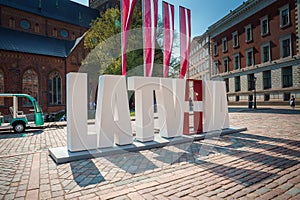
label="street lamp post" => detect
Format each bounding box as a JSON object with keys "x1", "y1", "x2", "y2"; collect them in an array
[{"x1": 253, "y1": 76, "x2": 257, "y2": 109}]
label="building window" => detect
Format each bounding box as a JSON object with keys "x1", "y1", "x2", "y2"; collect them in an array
[
  {"x1": 233, "y1": 53, "x2": 240, "y2": 70},
  {"x1": 9, "y1": 18, "x2": 15, "y2": 28},
  {"x1": 232, "y1": 31, "x2": 239, "y2": 48},
  {"x1": 260, "y1": 16, "x2": 269, "y2": 36},
  {"x1": 0, "y1": 70, "x2": 4, "y2": 105},
  {"x1": 71, "y1": 32, "x2": 76, "y2": 40},
  {"x1": 22, "y1": 69, "x2": 39, "y2": 106},
  {"x1": 245, "y1": 24, "x2": 252, "y2": 42},
  {"x1": 222, "y1": 37, "x2": 227, "y2": 52},
  {"x1": 248, "y1": 74, "x2": 255, "y2": 91},
  {"x1": 261, "y1": 42, "x2": 271, "y2": 63},
  {"x1": 282, "y1": 66, "x2": 293, "y2": 88},
  {"x1": 264, "y1": 94, "x2": 270, "y2": 101},
  {"x1": 280, "y1": 35, "x2": 292, "y2": 58},
  {"x1": 246, "y1": 48, "x2": 254, "y2": 67},
  {"x1": 263, "y1": 70, "x2": 271, "y2": 89},
  {"x1": 280, "y1": 4, "x2": 290, "y2": 28},
  {"x1": 284, "y1": 93, "x2": 291, "y2": 101},
  {"x1": 34, "y1": 23, "x2": 39, "y2": 33},
  {"x1": 224, "y1": 78, "x2": 229, "y2": 92},
  {"x1": 235, "y1": 76, "x2": 240, "y2": 92},
  {"x1": 223, "y1": 57, "x2": 229, "y2": 73},
  {"x1": 20, "y1": 19, "x2": 30, "y2": 30},
  {"x1": 53, "y1": 28, "x2": 57, "y2": 37},
  {"x1": 60, "y1": 29, "x2": 69, "y2": 38},
  {"x1": 48, "y1": 71, "x2": 62, "y2": 105},
  {"x1": 214, "y1": 61, "x2": 219, "y2": 75},
  {"x1": 213, "y1": 42, "x2": 218, "y2": 56}
]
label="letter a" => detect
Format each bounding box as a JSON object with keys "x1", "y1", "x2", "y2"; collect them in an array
[{"x1": 95, "y1": 75, "x2": 132, "y2": 148}]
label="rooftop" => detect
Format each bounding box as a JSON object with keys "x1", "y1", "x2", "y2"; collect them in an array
[
  {"x1": 0, "y1": 27, "x2": 82, "y2": 57},
  {"x1": 0, "y1": 0, "x2": 99, "y2": 28}
]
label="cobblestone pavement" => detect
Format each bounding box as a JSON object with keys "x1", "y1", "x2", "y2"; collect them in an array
[{"x1": 0, "y1": 107, "x2": 300, "y2": 199}]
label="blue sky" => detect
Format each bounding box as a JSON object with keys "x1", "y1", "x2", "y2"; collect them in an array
[{"x1": 72, "y1": 0, "x2": 245, "y2": 37}]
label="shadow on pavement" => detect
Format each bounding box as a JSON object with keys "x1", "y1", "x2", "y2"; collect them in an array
[
  {"x1": 68, "y1": 131, "x2": 299, "y2": 187},
  {"x1": 229, "y1": 107, "x2": 300, "y2": 114},
  {"x1": 236, "y1": 132, "x2": 300, "y2": 148},
  {"x1": 70, "y1": 159, "x2": 105, "y2": 187},
  {"x1": 0, "y1": 130, "x2": 43, "y2": 139},
  {"x1": 104, "y1": 152, "x2": 158, "y2": 174},
  {"x1": 148, "y1": 132, "x2": 300, "y2": 186},
  {"x1": 194, "y1": 159, "x2": 276, "y2": 187}
]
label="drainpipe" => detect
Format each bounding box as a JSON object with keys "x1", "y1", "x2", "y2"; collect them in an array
[{"x1": 64, "y1": 57, "x2": 67, "y2": 110}]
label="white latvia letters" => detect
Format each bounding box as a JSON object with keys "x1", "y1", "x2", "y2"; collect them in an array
[
  {"x1": 156, "y1": 78, "x2": 188, "y2": 138},
  {"x1": 127, "y1": 76, "x2": 160, "y2": 142},
  {"x1": 67, "y1": 73, "x2": 229, "y2": 152},
  {"x1": 95, "y1": 75, "x2": 133, "y2": 148}
]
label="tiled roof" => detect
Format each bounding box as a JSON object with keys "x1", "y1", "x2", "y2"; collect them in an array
[
  {"x1": 0, "y1": 27, "x2": 82, "y2": 57},
  {"x1": 0, "y1": 0, "x2": 99, "y2": 28}
]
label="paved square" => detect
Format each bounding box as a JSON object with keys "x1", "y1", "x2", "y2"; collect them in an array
[{"x1": 0, "y1": 107, "x2": 299, "y2": 199}]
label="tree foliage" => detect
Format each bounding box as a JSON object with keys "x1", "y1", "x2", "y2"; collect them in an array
[
  {"x1": 83, "y1": 7, "x2": 179, "y2": 77},
  {"x1": 84, "y1": 8, "x2": 120, "y2": 50}
]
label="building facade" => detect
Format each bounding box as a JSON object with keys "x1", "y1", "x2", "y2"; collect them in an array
[
  {"x1": 208, "y1": 0, "x2": 300, "y2": 106},
  {"x1": 189, "y1": 32, "x2": 211, "y2": 80},
  {"x1": 0, "y1": 0, "x2": 99, "y2": 114},
  {"x1": 89, "y1": 0, "x2": 119, "y2": 11}
]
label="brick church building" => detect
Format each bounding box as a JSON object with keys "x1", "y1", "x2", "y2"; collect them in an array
[{"x1": 0, "y1": 0, "x2": 99, "y2": 115}]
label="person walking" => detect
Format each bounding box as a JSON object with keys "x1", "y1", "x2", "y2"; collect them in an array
[{"x1": 290, "y1": 95, "x2": 296, "y2": 110}]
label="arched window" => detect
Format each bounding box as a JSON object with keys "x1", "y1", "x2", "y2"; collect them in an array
[
  {"x1": 34, "y1": 23, "x2": 39, "y2": 33},
  {"x1": 53, "y1": 28, "x2": 57, "y2": 37},
  {"x1": 9, "y1": 18, "x2": 15, "y2": 28},
  {"x1": 0, "y1": 70, "x2": 4, "y2": 105},
  {"x1": 48, "y1": 71, "x2": 62, "y2": 105},
  {"x1": 22, "y1": 69, "x2": 39, "y2": 106},
  {"x1": 71, "y1": 32, "x2": 76, "y2": 40}
]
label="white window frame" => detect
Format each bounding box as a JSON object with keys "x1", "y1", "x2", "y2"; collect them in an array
[
  {"x1": 245, "y1": 24, "x2": 252, "y2": 42},
  {"x1": 223, "y1": 57, "x2": 229, "y2": 73},
  {"x1": 214, "y1": 61, "x2": 219, "y2": 75},
  {"x1": 246, "y1": 48, "x2": 254, "y2": 67},
  {"x1": 261, "y1": 42, "x2": 271, "y2": 63},
  {"x1": 279, "y1": 4, "x2": 290, "y2": 28},
  {"x1": 222, "y1": 37, "x2": 227, "y2": 52},
  {"x1": 280, "y1": 34, "x2": 292, "y2": 58},
  {"x1": 213, "y1": 42, "x2": 218, "y2": 56},
  {"x1": 260, "y1": 15, "x2": 269, "y2": 36},
  {"x1": 232, "y1": 31, "x2": 239, "y2": 48},
  {"x1": 233, "y1": 53, "x2": 240, "y2": 70}
]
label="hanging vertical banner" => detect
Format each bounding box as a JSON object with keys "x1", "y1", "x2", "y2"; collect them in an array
[
  {"x1": 121, "y1": 0, "x2": 137, "y2": 76},
  {"x1": 143, "y1": 0, "x2": 158, "y2": 77},
  {"x1": 163, "y1": 1, "x2": 175, "y2": 78},
  {"x1": 179, "y1": 6, "x2": 191, "y2": 79}
]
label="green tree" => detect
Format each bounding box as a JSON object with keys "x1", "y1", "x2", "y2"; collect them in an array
[
  {"x1": 84, "y1": 8, "x2": 120, "y2": 50},
  {"x1": 83, "y1": 7, "x2": 179, "y2": 77},
  {"x1": 84, "y1": 7, "x2": 144, "y2": 75}
]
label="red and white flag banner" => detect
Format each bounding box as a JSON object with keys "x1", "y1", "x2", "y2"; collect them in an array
[
  {"x1": 179, "y1": 6, "x2": 191, "y2": 79},
  {"x1": 143, "y1": 0, "x2": 158, "y2": 77},
  {"x1": 163, "y1": 1, "x2": 175, "y2": 78},
  {"x1": 121, "y1": 0, "x2": 137, "y2": 76}
]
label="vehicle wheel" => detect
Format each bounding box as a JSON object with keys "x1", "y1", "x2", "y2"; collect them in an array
[{"x1": 13, "y1": 123, "x2": 25, "y2": 133}]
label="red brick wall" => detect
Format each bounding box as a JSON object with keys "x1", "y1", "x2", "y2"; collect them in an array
[
  {"x1": 0, "y1": 51, "x2": 68, "y2": 114},
  {"x1": 0, "y1": 5, "x2": 93, "y2": 115},
  {"x1": 212, "y1": 0, "x2": 297, "y2": 73}
]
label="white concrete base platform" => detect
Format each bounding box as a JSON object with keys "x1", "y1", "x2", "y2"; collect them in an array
[{"x1": 49, "y1": 127, "x2": 247, "y2": 164}]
